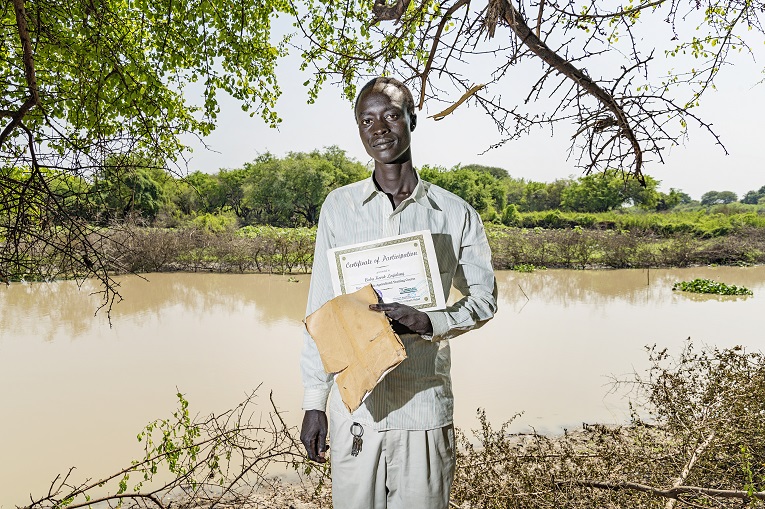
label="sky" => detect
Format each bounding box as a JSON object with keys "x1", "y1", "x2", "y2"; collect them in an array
[{"x1": 180, "y1": 15, "x2": 765, "y2": 202}]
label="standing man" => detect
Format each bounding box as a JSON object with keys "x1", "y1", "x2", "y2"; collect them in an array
[{"x1": 300, "y1": 76, "x2": 497, "y2": 509}]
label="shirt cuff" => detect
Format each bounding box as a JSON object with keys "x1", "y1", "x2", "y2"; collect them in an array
[
  {"x1": 424, "y1": 310, "x2": 449, "y2": 341},
  {"x1": 302, "y1": 387, "x2": 330, "y2": 411}
]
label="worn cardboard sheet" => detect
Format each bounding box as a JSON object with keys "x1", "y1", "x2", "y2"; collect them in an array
[{"x1": 305, "y1": 284, "x2": 407, "y2": 413}]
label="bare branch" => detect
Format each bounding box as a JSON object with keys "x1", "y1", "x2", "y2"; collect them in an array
[
  {"x1": 500, "y1": 0, "x2": 645, "y2": 182},
  {"x1": 429, "y1": 83, "x2": 485, "y2": 120},
  {"x1": 665, "y1": 430, "x2": 717, "y2": 509},
  {"x1": 416, "y1": 0, "x2": 471, "y2": 109},
  {"x1": 550, "y1": 0, "x2": 668, "y2": 21},
  {"x1": 560, "y1": 479, "x2": 765, "y2": 502}
]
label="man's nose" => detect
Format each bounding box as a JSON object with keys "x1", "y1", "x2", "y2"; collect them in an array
[{"x1": 372, "y1": 119, "x2": 389, "y2": 134}]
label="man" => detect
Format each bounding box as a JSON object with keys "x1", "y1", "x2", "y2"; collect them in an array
[{"x1": 300, "y1": 76, "x2": 497, "y2": 509}]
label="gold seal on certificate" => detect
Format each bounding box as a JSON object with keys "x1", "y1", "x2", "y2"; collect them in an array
[{"x1": 327, "y1": 230, "x2": 446, "y2": 311}]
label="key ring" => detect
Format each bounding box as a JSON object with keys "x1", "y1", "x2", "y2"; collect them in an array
[{"x1": 350, "y1": 422, "x2": 364, "y2": 437}]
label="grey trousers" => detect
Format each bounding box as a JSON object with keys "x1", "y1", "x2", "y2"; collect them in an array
[{"x1": 329, "y1": 413, "x2": 456, "y2": 509}]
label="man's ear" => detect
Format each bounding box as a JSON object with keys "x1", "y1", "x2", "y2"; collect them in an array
[{"x1": 409, "y1": 112, "x2": 417, "y2": 132}]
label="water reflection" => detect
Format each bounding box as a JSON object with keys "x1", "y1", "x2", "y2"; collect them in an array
[
  {"x1": 0, "y1": 273, "x2": 312, "y2": 342},
  {"x1": 500, "y1": 266, "x2": 762, "y2": 309},
  {"x1": 1, "y1": 267, "x2": 764, "y2": 507}
]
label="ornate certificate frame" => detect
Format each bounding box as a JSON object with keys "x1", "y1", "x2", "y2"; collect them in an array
[{"x1": 327, "y1": 230, "x2": 446, "y2": 311}]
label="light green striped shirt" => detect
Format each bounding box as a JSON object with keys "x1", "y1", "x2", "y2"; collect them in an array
[{"x1": 300, "y1": 173, "x2": 498, "y2": 430}]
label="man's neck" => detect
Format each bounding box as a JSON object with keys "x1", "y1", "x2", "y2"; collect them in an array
[{"x1": 373, "y1": 162, "x2": 418, "y2": 209}]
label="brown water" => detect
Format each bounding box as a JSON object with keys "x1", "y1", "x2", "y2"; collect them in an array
[{"x1": 1, "y1": 267, "x2": 764, "y2": 506}]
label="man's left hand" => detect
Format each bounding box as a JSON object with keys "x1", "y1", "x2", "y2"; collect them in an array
[{"x1": 369, "y1": 302, "x2": 433, "y2": 335}]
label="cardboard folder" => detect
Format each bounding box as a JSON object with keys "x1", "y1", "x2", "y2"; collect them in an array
[{"x1": 305, "y1": 284, "x2": 407, "y2": 413}]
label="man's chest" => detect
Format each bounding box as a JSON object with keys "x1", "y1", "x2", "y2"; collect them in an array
[{"x1": 330, "y1": 203, "x2": 461, "y2": 275}]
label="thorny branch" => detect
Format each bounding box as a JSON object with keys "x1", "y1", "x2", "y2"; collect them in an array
[
  {"x1": 20, "y1": 390, "x2": 329, "y2": 509},
  {"x1": 499, "y1": 0, "x2": 645, "y2": 183},
  {"x1": 16, "y1": 344, "x2": 765, "y2": 509},
  {"x1": 560, "y1": 479, "x2": 765, "y2": 502},
  {"x1": 295, "y1": 0, "x2": 760, "y2": 184},
  {"x1": 451, "y1": 343, "x2": 765, "y2": 508}
]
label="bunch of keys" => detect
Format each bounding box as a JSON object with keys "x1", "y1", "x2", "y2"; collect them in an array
[{"x1": 350, "y1": 422, "x2": 364, "y2": 457}]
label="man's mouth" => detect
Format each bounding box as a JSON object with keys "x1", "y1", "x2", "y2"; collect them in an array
[{"x1": 372, "y1": 138, "x2": 394, "y2": 148}]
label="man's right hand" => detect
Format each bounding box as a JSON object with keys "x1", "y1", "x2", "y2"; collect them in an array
[{"x1": 300, "y1": 409, "x2": 329, "y2": 463}]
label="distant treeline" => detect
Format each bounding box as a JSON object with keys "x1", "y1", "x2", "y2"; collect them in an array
[
  {"x1": 22, "y1": 146, "x2": 765, "y2": 230},
  {"x1": 6, "y1": 147, "x2": 765, "y2": 280}
]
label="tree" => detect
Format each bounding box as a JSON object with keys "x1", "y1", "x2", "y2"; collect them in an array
[
  {"x1": 461, "y1": 164, "x2": 510, "y2": 180},
  {"x1": 560, "y1": 171, "x2": 628, "y2": 212},
  {"x1": 419, "y1": 165, "x2": 507, "y2": 215},
  {"x1": 243, "y1": 147, "x2": 369, "y2": 226},
  {"x1": 1, "y1": 0, "x2": 290, "y2": 304},
  {"x1": 701, "y1": 190, "x2": 738, "y2": 205},
  {"x1": 655, "y1": 187, "x2": 686, "y2": 211},
  {"x1": 91, "y1": 157, "x2": 169, "y2": 224},
  {"x1": 169, "y1": 171, "x2": 224, "y2": 216},
  {"x1": 293, "y1": 0, "x2": 762, "y2": 183},
  {"x1": 503, "y1": 177, "x2": 528, "y2": 207},
  {"x1": 520, "y1": 180, "x2": 570, "y2": 211},
  {"x1": 215, "y1": 168, "x2": 252, "y2": 221},
  {"x1": 741, "y1": 185, "x2": 765, "y2": 205},
  {"x1": 622, "y1": 174, "x2": 661, "y2": 210}
]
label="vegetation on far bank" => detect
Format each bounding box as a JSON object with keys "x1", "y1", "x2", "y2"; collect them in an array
[
  {"x1": 9, "y1": 220, "x2": 759, "y2": 282},
  {"x1": 11, "y1": 149, "x2": 765, "y2": 232},
  {"x1": 4, "y1": 149, "x2": 765, "y2": 283}
]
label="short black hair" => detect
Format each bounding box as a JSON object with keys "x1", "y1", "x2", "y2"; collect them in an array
[{"x1": 353, "y1": 77, "x2": 416, "y2": 119}]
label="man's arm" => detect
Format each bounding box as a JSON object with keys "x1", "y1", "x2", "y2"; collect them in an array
[
  {"x1": 425, "y1": 208, "x2": 498, "y2": 340},
  {"x1": 299, "y1": 196, "x2": 337, "y2": 461}
]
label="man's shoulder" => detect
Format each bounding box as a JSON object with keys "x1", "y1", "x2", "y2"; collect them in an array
[
  {"x1": 421, "y1": 179, "x2": 478, "y2": 215},
  {"x1": 327, "y1": 178, "x2": 370, "y2": 199}
]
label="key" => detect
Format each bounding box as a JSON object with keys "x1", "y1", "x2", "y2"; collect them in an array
[{"x1": 350, "y1": 422, "x2": 364, "y2": 457}]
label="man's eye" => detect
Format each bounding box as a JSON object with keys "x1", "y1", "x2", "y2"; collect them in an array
[{"x1": 387, "y1": 114, "x2": 399, "y2": 120}]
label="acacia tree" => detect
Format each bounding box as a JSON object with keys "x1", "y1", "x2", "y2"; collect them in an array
[{"x1": 293, "y1": 0, "x2": 762, "y2": 181}]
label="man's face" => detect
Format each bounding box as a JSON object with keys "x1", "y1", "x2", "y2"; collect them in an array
[{"x1": 356, "y1": 86, "x2": 416, "y2": 165}]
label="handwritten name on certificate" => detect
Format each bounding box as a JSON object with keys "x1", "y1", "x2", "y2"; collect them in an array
[{"x1": 327, "y1": 230, "x2": 446, "y2": 311}]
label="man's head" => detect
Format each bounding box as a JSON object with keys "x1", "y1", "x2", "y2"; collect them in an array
[
  {"x1": 354, "y1": 77, "x2": 417, "y2": 165},
  {"x1": 354, "y1": 77, "x2": 416, "y2": 120}
]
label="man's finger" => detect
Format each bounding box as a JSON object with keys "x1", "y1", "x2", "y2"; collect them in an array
[
  {"x1": 369, "y1": 302, "x2": 396, "y2": 312},
  {"x1": 308, "y1": 438, "x2": 326, "y2": 463}
]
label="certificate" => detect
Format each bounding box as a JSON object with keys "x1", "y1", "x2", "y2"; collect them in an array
[{"x1": 327, "y1": 230, "x2": 446, "y2": 311}]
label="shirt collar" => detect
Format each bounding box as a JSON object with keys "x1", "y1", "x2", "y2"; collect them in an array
[{"x1": 359, "y1": 171, "x2": 437, "y2": 210}]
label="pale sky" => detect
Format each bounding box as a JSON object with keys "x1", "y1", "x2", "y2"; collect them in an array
[{"x1": 181, "y1": 18, "x2": 765, "y2": 202}]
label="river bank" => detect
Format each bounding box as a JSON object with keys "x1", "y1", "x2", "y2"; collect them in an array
[{"x1": 81, "y1": 224, "x2": 765, "y2": 277}]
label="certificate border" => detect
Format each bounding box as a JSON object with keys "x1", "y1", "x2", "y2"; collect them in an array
[{"x1": 332, "y1": 233, "x2": 438, "y2": 310}]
